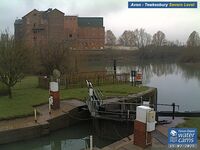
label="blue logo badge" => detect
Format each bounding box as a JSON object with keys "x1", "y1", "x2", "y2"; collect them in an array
[
  {"x1": 128, "y1": 2, "x2": 198, "y2": 8},
  {"x1": 168, "y1": 128, "x2": 197, "y2": 148}
]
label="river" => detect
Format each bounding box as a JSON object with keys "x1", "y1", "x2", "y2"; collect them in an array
[
  {"x1": 0, "y1": 121, "x2": 115, "y2": 150},
  {"x1": 1, "y1": 62, "x2": 200, "y2": 150},
  {"x1": 106, "y1": 62, "x2": 200, "y2": 112}
]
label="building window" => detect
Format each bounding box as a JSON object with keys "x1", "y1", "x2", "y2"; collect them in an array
[
  {"x1": 34, "y1": 13, "x2": 37, "y2": 16},
  {"x1": 69, "y1": 34, "x2": 72, "y2": 38},
  {"x1": 34, "y1": 23, "x2": 36, "y2": 27}
]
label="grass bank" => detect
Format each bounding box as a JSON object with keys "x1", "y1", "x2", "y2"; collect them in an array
[
  {"x1": 0, "y1": 76, "x2": 148, "y2": 120},
  {"x1": 176, "y1": 117, "x2": 200, "y2": 139}
]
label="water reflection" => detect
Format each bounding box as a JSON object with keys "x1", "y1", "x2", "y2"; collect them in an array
[
  {"x1": 178, "y1": 64, "x2": 200, "y2": 83},
  {"x1": 106, "y1": 63, "x2": 200, "y2": 84},
  {"x1": 0, "y1": 122, "x2": 114, "y2": 150},
  {"x1": 106, "y1": 62, "x2": 200, "y2": 112}
]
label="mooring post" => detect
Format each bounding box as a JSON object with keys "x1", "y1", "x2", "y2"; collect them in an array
[
  {"x1": 113, "y1": 59, "x2": 116, "y2": 80},
  {"x1": 34, "y1": 108, "x2": 37, "y2": 123},
  {"x1": 90, "y1": 135, "x2": 93, "y2": 150},
  {"x1": 154, "y1": 88, "x2": 158, "y2": 121},
  {"x1": 172, "y1": 102, "x2": 175, "y2": 120},
  {"x1": 131, "y1": 70, "x2": 134, "y2": 86},
  {"x1": 127, "y1": 110, "x2": 130, "y2": 119}
]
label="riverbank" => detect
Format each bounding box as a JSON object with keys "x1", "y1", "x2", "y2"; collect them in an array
[
  {"x1": 135, "y1": 46, "x2": 200, "y2": 63},
  {"x1": 0, "y1": 99, "x2": 89, "y2": 144},
  {"x1": 0, "y1": 76, "x2": 148, "y2": 120},
  {"x1": 0, "y1": 86, "x2": 155, "y2": 145}
]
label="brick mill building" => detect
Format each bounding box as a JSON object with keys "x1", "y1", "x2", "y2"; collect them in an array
[{"x1": 14, "y1": 8, "x2": 105, "y2": 50}]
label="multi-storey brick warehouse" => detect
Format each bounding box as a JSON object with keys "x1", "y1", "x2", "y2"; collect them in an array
[{"x1": 15, "y1": 8, "x2": 105, "y2": 50}]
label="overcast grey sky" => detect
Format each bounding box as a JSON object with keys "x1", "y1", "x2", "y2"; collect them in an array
[{"x1": 0, "y1": 0, "x2": 199, "y2": 43}]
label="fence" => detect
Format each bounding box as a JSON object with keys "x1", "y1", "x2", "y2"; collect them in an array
[{"x1": 39, "y1": 71, "x2": 130, "y2": 89}]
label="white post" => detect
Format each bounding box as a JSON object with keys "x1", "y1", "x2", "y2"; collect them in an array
[
  {"x1": 49, "y1": 103, "x2": 51, "y2": 114},
  {"x1": 127, "y1": 110, "x2": 130, "y2": 119},
  {"x1": 90, "y1": 135, "x2": 93, "y2": 150},
  {"x1": 89, "y1": 88, "x2": 93, "y2": 101},
  {"x1": 49, "y1": 96, "x2": 53, "y2": 114},
  {"x1": 34, "y1": 108, "x2": 37, "y2": 123}
]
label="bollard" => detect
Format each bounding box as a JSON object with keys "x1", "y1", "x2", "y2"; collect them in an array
[
  {"x1": 127, "y1": 110, "x2": 130, "y2": 119},
  {"x1": 34, "y1": 108, "x2": 37, "y2": 123},
  {"x1": 113, "y1": 59, "x2": 116, "y2": 80},
  {"x1": 90, "y1": 135, "x2": 93, "y2": 150},
  {"x1": 140, "y1": 96, "x2": 143, "y2": 104},
  {"x1": 131, "y1": 70, "x2": 136, "y2": 86},
  {"x1": 131, "y1": 71, "x2": 134, "y2": 86},
  {"x1": 172, "y1": 102, "x2": 175, "y2": 120}
]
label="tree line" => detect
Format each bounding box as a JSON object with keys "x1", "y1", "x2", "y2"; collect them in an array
[
  {"x1": 105, "y1": 29, "x2": 200, "y2": 48},
  {"x1": 0, "y1": 29, "x2": 200, "y2": 98}
]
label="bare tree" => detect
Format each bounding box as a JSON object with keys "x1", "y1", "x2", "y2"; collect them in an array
[
  {"x1": 187, "y1": 31, "x2": 200, "y2": 47},
  {"x1": 118, "y1": 29, "x2": 152, "y2": 48},
  {"x1": 133, "y1": 28, "x2": 152, "y2": 48},
  {"x1": 152, "y1": 31, "x2": 166, "y2": 47},
  {"x1": 0, "y1": 32, "x2": 28, "y2": 98},
  {"x1": 39, "y1": 42, "x2": 68, "y2": 76},
  {"x1": 105, "y1": 30, "x2": 116, "y2": 45},
  {"x1": 132, "y1": 29, "x2": 140, "y2": 47},
  {"x1": 118, "y1": 30, "x2": 135, "y2": 46}
]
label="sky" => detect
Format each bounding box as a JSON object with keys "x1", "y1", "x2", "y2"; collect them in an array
[{"x1": 0, "y1": 0, "x2": 200, "y2": 43}]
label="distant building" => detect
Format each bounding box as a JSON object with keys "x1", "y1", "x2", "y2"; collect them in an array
[{"x1": 14, "y1": 8, "x2": 105, "y2": 50}]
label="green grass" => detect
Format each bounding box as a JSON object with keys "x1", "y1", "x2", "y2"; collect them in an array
[
  {"x1": 176, "y1": 117, "x2": 200, "y2": 139},
  {"x1": 98, "y1": 84, "x2": 147, "y2": 97},
  {"x1": 0, "y1": 76, "x2": 148, "y2": 120}
]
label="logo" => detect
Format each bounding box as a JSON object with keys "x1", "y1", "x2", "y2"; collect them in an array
[
  {"x1": 168, "y1": 128, "x2": 197, "y2": 148},
  {"x1": 170, "y1": 130, "x2": 177, "y2": 137}
]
